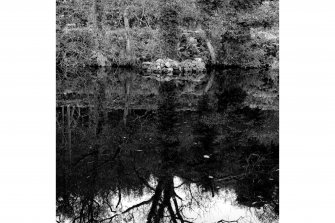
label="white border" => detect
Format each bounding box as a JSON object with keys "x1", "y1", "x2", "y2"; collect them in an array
[{"x1": 0, "y1": 0, "x2": 56, "y2": 222}]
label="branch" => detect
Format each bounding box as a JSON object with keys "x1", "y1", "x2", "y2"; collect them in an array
[
  {"x1": 215, "y1": 174, "x2": 246, "y2": 182},
  {"x1": 172, "y1": 196, "x2": 185, "y2": 223},
  {"x1": 174, "y1": 191, "x2": 183, "y2": 201},
  {"x1": 217, "y1": 217, "x2": 242, "y2": 223},
  {"x1": 134, "y1": 167, "x2": 155, "y2": 191},
  {"x1": 116, "y1": 185, "x2": 122, "y2": 208},
  {"x1": 100, "y1": 197, "x2": 153, "y2": 223},
  {"x1": 95, "y1": 145, "x2": 122, "y2": 170},
  {"x1": 167, "y1": 202, "x2": 178, "y2": 223},
  {"x1": 72, "y1": 150, "x2": 97, "y2": 167},
  {"x1": 103, "y1": 195, "x2": 116, "y2": 214},
  {"x1": 174, "y1": 182, "x2": 186, "y2": 189},
  {"x1": 121, "y1": 197, "x2": 153, "y2": 214}
]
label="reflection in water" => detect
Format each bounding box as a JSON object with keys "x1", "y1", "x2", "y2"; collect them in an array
[{"x1": 56, "y1": 68, "x2": 279, "y2": 223}]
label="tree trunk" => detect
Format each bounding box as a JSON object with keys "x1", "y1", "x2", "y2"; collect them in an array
[
  {"x1": 123, "y1": 76, "x2": 131, "y2": 126},
  {"x1": 92, "y1": 0, "x2": 104, "y2": 50},
  {"x1": 95, "y1": 68, "x2": 107, "y2": 137},
  {"x1": 67, "y1": 105, "x2": 72, "y2": 164},
  {"x1": 204, "y1": 70, "x2": 215, "y2": 93},
  {"x1": 205, "y1": 38, "x2": 216, "y2": 64},
  {"x1": 62, "y1": 106, "x2": 65, "y2": 145},
  {"x1": 197, "y1": 24, "x2": 216, "y2": 64},
  {"x1": 124, "y1": 7, "x2": 132, "y2": 56}
]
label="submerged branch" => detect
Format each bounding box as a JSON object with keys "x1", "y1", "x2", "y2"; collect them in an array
[
  {"x1": 122, "y1": 197, "x2": 153, "y2": 214},
  {"x1": 116, "y1": 185, "x2": 122, "y2": 208},
  {"x1": 215, "y1": 174, "x2": 246, "y2": 182},
  {"x1": 216, "y1": 217, "x2": 242, "y2": 223},
  {"x1": 172, "y1": 196, "x2": 185, "y2": 223},
  {"x1": 167, "y1": 202, "x2": 178, "y2": 223},
  {"x1": 100, "y1": 197, "x2": 153, "y2": 223}
]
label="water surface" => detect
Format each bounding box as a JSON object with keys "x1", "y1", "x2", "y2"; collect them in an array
[{"x1": 56, "y1": 68, "x2": 279, "y2": 223}]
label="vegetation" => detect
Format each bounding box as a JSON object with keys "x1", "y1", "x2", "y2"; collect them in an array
[{"x1": 56, "y1": 0, "x2": 279, "y2": 70}]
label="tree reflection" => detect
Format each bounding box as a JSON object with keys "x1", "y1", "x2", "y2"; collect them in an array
[
  {"x1": 146, "y1": 81, "x2": 190, "y2": 223},
  {"x1": 56, "y1": 69, "x2": 279, "y2": 223}
]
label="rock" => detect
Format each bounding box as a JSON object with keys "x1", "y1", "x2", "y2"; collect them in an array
[
  {"x1": 174, "y1": 69, "x2": 181, "y2": 75},
  {"x1": 189, "y1": 37, "x2": 197, "y2": 44},
  {"x1": 142, "y1": 57, "x2": 205, "y2": 78},
  {"x1": 194, "y1": 58, "x2": 203, "y2": 62},
  {"x1": 162, "y1": 68, "x2": 168, "y2": 74},
  {"x1": 184, "y1": 67, "x2": 192, "y2": 73},
  {"x1": 153, "y1": 66, "x2": 162, "y2": 74},
  {"x1": 142, "y1": 62, "x2": 152, "y2": 69},
  {"x1": 156, "y1": 59, "x2": 164, "y2": 64},
  {"x1": 172, "y1": 61, "x2": 180, "y2": 69}
]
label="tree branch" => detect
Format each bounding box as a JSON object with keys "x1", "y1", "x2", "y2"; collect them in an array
[
  {"x1": 100, "y1": 197, "x2": 153, "y2": 223},
  {"x1": 134, "y1": 167, "x2": 155, "y2": 191},
  {"x1": 216, "y1": 217, "x2": 242, "y2": 223},
  {"x1": 116, "y1": 185, "x2": 122, "y2": 208}
]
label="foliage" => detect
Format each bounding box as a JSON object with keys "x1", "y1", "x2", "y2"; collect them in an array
[
  {"x1": 56, "y1": 0, "x2": 279, "y2": 68},
  {"x1": 57, "y1": 27, "x2": 165, "y2": 68},
  {"x1": 210, "y1": 0, "x2": 279, "y2": 68},
  {"x1": 103, "y1": 0, "x2": 162, "y2": 28},
  {"x1": 57, "y1": 27, "x2": 96, "y2": 68},
  {"x1": 178, "y1": 31, "x2": 210, "y2": 61},
  {"x1": 158, "y1": 1, "x2": 181, "y2": 60}
]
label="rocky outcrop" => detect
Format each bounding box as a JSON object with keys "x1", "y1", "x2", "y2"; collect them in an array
[{"x1": 142, "y1": 58, "x2": 206, "y2": 77}]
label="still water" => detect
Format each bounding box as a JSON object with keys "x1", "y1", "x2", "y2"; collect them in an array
[{"x1": 56, "y1": 68, "x2": 279, "y2": 223}]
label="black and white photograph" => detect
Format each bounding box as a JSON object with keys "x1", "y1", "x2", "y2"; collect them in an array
[
  {"x1": 1, "y1": 0, "x2": 335, "y2": 223},
  {"x1": 56, "y1": 1, "x2": 278, "y2": 222}
]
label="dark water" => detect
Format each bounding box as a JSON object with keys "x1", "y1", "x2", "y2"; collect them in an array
[{"x1": 56, "y1": 68, "x2": 279, "y2": 223}]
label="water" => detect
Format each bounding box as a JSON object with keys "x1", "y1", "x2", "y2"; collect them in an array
[{"x1": 56, "y1": 67, "x2": 279, "y2": 223}]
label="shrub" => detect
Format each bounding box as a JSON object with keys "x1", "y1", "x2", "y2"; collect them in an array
[
  {"x1": 57, "y1": 28, "x2": 96, "y2": 69},
  {"x1": 218, "y1": 26, "x2": 278, "y2": 68}
]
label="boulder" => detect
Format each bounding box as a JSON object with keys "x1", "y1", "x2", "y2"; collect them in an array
[
  {"x1": 156, "y1": 59, "x2": 164, "y2": 64},
  {"x1": 184, "y1": 67, "x2": 192, "y2": 73},
  {"x1": 189, "y1": 37, "x2": 197, "y2": 44},
  {"x1": 194, "y1": 58, "x2": 203, "y2": 63},
  {"x1": 142, "y1": 62, "x2": 152, "y2": 69},
  {"x1": 171, "y1": 61, "x2": 179, "y2": 68}
]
